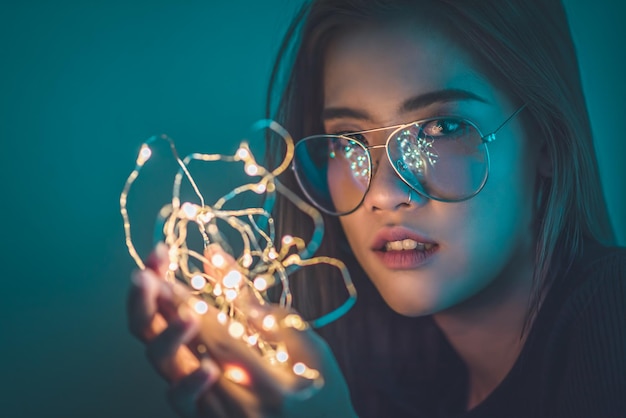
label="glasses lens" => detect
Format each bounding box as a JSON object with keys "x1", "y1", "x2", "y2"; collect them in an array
[
  {"x1": 294, "y1": 136, "x2": 370, "y2": 214},
  {"x1": 387, "y1": 119, "x2": 488, "y2": 201}
]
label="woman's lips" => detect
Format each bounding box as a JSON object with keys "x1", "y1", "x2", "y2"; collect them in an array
[{"x1": 371, "y1": 227, "x2": 439, "y2": 269}]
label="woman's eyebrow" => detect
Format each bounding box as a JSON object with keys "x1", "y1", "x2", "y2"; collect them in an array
[
  {"x1": 399, "y1": 88, "x2": 489, "y2": 113},
  {"x1": 322, "y1": 88, "x2": 489, "y2": 122},
  {"x1": 321, "y1": 106, "x2": 370, "y2": 122}
]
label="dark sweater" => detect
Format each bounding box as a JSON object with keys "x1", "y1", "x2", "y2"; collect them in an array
[
  {"x1": 344, "y1": 240, "x2": 626, "y2": 417},
  {"x1": 459, "y1": 241, "x2": 626, "y2": 418}
]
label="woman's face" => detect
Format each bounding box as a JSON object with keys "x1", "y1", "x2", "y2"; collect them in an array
[{"x1": 322, "y1": 23, "x2": 540, "y2": 316}]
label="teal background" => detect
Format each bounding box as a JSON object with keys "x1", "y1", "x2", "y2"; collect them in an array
[{"x1": 0, "y1": 1, "x2": 623, "y2": 417}]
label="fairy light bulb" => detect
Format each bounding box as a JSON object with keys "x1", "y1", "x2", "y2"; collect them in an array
[
  {"x1": 211, "y1": 253, "x2": 226, "y2": 268},
  {"x1": 245, "y1": 163, "x2": 259, "y2": 176},
  {"x1": 191, "y1": 274, "x2": 206, "y2": 290},
  {"x1": 224, "y1": 289, "x2": 238, "y2": 302},
  {"x1": 228, "y1": 321, "x2": 246, "y2": 339},
  {"x1": 224, "y1": 365, "x2": 250, "y2": 385},
  {"x1": 241, "y1": 253, "x2": 253, "y2": 268},
  {"x1": 293, "y1": 362, "x2": 306, "y2": 376},
  {"x1": 213, "y1": 283, "x2": 223, "y2": 296},
  {"x1": 262, "y1": 314, "x2": 277, "y2": 331},
  {"x1": 181, "y1": 202, "x2": 198, "y2": 219},
  {"x1": 217, "y1": 311, "x2": 228, "y2": 324},
  {"x1": 222, "y1": 270, "x2": 242, "y2": 289},
  {"x1": 136, "y1": 144, "x2": 152, "y2": 164},
  {"x1": 194, "y1": 300, "x2": 209, "y2": 315},
  {"x1": 236, "y1": 147, "x2": 250, "y2": 160},
  {"x1": 253, "y1": 276, "x2": 268, "y2": 291},
  {"x1": 254, "y1": 183, "x2": 266, "y2": 194},
  {"x1": 276, "y1": 349, "x2": 289, "y2": 363}
]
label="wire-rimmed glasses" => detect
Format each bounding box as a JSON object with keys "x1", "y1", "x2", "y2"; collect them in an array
[{"x1": 292, "y1": 105, "x2": 526, "y2": 215}]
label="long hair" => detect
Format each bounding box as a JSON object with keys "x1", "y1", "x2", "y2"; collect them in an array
[{"x1": 265, "y1": 0, "x2": 616, "y2": 415}]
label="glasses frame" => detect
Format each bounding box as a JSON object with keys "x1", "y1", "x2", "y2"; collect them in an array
[{"x1": 292, "y1": 104, "x2": 527, "y2": 216}]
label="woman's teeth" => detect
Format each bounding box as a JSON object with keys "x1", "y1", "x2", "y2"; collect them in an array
[{"x1": 384, "y1": 239, "x2": 434, "y2": 252}]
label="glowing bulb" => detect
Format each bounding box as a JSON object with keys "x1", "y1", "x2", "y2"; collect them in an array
[
  {"x1": 213, "y1": 283, "x2": 223, "y2": 296},
  {"x1": 276, "y1": 350, "x2": 289, "y2": 363},
  {"x1": 224, "y1": 289, "x2": 237, "y2": 301},
  {"x1": 194, "y1": 300, "x2": 209, "y2": 315},
  {"x1": 217, "y1": 311, "x2": 227, "y2": 324},
  {"x1": 241, "y1": 253, "x2": 253, "y2": 267},
  {"x1": 224, "y1": 365, "x2": 249, "y2": 385},
  {"x1": 253, "y1": 276, "x2": 268, "y2": 291},
  {"x1": 191, "y1": 274, "x2": 206, "y2": 290},
  {"x1": 211, "y1": 253, "x2": 225, "y2": 268},
  {"x1": 236, "y1": 147, "x2": 250, "y2": 160},
  {"x1": 247, "y1": 334, "x2": 258, "y2": 345},
  {"x1": 282, "y1": 314, "x2": 307, "y2": 331},
  {"x1": 136, "y1": 145, "x2": 152, "y2": 164},
  {"x1": 293, "y1": 362, "x2": 306, "y2": 376},
  {"x1": 222, "y1": 270, "x2": 242, "y2": 288},
  {"x1": 268, "y1": 249, "x2": 278, "y2": 260},
  {"x1": 254, "y1": 183, "x2": 266, "y2": 194},
  {"x1": 245, "y1": 164, "x2": 259, "y2": 176},
  {"x1": 282, "y1": 235, "x2": 294, "y2": 245},
  {"x1": 262, "y1": 315, "x2": 277, "y2": 331},
  {"x1": 228, "y1": 321, "x2": 245, "y2": 339},
  {"x1": 197, "y1": 212, "x2": 213, "y2": 223},
  {"x1": 181, "y1": 202, "x2": 198, "y2": 219},
  {"x1": 169, "y1": 262, "x2": 179, "y2": 271}
]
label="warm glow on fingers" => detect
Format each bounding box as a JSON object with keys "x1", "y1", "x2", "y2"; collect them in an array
[{"x1": 224, "y1": 365, "x2": 250, "y2": 385}]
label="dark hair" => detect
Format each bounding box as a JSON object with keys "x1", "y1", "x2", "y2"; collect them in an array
[{"x1": 265, "y1": 0, "x2": 615, "y2": 415}]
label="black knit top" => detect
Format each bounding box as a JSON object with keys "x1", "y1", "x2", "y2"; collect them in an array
[
  {"x1": 343, "y1": 240, "x2": 626, "y2": 417},
  {"x1": 458, "y1": 240, "x2": 626, "y2": 418}
]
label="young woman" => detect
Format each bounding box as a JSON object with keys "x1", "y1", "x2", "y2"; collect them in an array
[{"x1": 128, "y1": 0, "x2": 625, "y2": 416}]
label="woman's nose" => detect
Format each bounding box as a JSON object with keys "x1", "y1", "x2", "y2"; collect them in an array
[{"x1": 362, "y1": 152, "x2": 426, "y2": 212}]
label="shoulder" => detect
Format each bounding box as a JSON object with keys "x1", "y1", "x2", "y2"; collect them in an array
[
  {"x1": 545, "y1": 240, "x2": 626, "y2": 417},
  {"x1": 563, "y1": 240, "x2": 625, "y2": 316}
]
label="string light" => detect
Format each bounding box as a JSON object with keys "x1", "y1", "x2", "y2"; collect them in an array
[{"x1": 120, "y1": 120, "x2": 358, "y2": 397}]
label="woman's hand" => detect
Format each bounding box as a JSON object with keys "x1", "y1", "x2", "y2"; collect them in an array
[{"x1": 127, "y1": 243, "x2": 357, "y2": 417}]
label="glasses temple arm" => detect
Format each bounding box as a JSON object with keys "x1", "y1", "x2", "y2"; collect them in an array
[{"x1": 483, "y1": 104, "x2": 527, "y2": 143}]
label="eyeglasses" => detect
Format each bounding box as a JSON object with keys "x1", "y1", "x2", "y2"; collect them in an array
[{"x1": 292, "y1": 105, "x2": 526, "y2": 215}]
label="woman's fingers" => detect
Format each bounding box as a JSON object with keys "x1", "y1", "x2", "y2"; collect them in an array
[
  {"x1": 128, "y1": 268, "x2": 167, "y2": 341},
  {"x1": 129, "y1": 263, "x2": 203, "y2": 382},
  {"x1": 168, "y1": 359, "x2": 222, "y2": 418},
  {"x1": 145, "y1": 241, "x2": 170, "y2": 277},
  {"x1": 127, "y1": 243, "x2": 174, "y2": 341},
  {"x1": 145, "y1": 312, "x2": 200, "y2": 382}
]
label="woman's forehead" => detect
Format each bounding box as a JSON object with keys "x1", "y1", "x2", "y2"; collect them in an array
[{"x1": 322, "y1": 23, "x2": 498, "y2": 121}]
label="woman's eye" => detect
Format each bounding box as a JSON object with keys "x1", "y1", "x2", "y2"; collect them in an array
[
  {"x1": 422, "y1": 119, "x2": 465, "y2": 137},
  {"x1": 337, "y1": 132, "x2": 368, "y2": 145}
]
